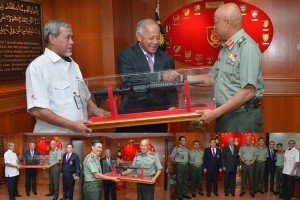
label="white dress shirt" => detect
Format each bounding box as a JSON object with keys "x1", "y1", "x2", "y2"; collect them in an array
[
  {"x1": 4, "y1": 149, "x2": 19, "y2": 177},
  {"x1": 283, "y1": 147, "x2": 299, "y2": 175}
]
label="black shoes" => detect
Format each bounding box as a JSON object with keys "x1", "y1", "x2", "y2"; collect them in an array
[
  {"x1": 15, "y1": 194, "x2": 21, "y2": 197},
  {"x1": 26, "y1": 193, "x2": 30, "y2": 196},
  {"x1": 225, "y1": 193, "x2": 229, "y2": 196},
  {"x1": 231, "y1": 192, "x2": 235, "y2": 196},
  {"x1": 240, "y1": 192, "x2": 245, "y2": 196},
  {"x1": 198, "y1": 192, "x2": 204, "y2": 196},
  {"x1": 250, "y1": 193, "x2": 255, "y2": 197},
  {"x1": 214, "y1": 193, "x2": 219, "y2": 196},
  {"x1": 33, "y1": 191, "x2": 37, "y2": 195},
  {"x1": 182, "y1": 195, "x2": 191, "y2": 199},
  {"x1": 53, "y1": 197, "x2": 58, "y2": 200},
  {"x1": 45, "y1": 193, "x2": 53, "y2": 197}
]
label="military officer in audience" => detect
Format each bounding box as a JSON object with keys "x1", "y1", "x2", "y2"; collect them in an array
[
  {"x1": 45, "y1": 140, "x2": 62, "y2": 200},
  {"x1": 254, "y1": 137, "x2": 268, "y2": 194},
  {"x1": 239, "y1": 136, "x2": 258, "y2": 197},
  {"x1": 170, "y1": 136, "x2": 191, "y2": 200},
  {"x1": 83, "y1": 140, "x2": 118, "y2": 200},
  {"x1": 121, "y1": 139, "x2": 163, "y2": 200},
  {"x1": 274, "y1": 143, "x2": 284, "y2": 197},
  {"x1": 188, "y1": 140, "x2": 204, "y2": 197}
]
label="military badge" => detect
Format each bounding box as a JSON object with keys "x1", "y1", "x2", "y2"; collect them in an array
[
  {"x1": 194, "y1": 4, "x2": 201, "y2": 15},
  {"x1": 185, "y1": 51, "x2": 192, "y2": 60},
  {"x1": 251, "y1": 10, "x2": 258, "y2": 19},
  {"x1": 240, "y1": 4, "x2": 246, "y2": 13},
  {"x1": 207, "y1": 58, "x2": 214, "y2": 65},
  {"x1": 173, "y1": 15, "x2": 179, "y2": 24},
  {"x1": 174, "y1": 46, "x2": 181, "y2": 54},
  {"x1": 262, "y1": 20, "x2": 269, "y2": 29},
  {"x1": 165, "y1": 25, "x2": 170, "y2": 33},
  {"x1": 262, "y1": 34, "x2": 269, "y2": 42},
  {"x1": 183, "y1": 9, "x2": 190, "y2": 17},
  {"x1": 196, "y1": 54, "x2": 203, "y2": 63},
  {"x1": 165, "y1": 38, "x2": 171, "y2": 46},
  {"x1": 226, "y1": 52, "x2": 237, "y2": 66},
  {"x1": 206, "y1": 27, "x2": 222, "y2": 48}
]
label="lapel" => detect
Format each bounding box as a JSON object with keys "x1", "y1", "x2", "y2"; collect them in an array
[
  {"x1": 154, "y1": 51, "x2": 164, "y2": 71},
  {"x1": 133, "y1": 43, "x2": 152, "y2": 72}
]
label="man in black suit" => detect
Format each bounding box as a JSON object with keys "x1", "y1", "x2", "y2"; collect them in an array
[
  {"x1": 60, "y1": 144, "x2": 80, "y2": 200},
  {"x1": 264, "y1": 141, "x2": 277, "y2": 193},
  {"x1": 100, "y1": 149, "x2": 117, "y2": 200},
  {"x1": 222, "y1": 137, "x2": 240, "y2": 197},
  {"x1": 117, "y1": 18, "x2": 177, "y2": 132},
  {"x1": 23, "y1": 142, "x2": 40, "y2": 196},
  {"x1": 203, "y1": 139, "x2": 222, "y2": 197}
]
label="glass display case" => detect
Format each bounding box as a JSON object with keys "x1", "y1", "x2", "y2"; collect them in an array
[
  {"x1": 80, "y1": 67, "x2": 215, "y2": 129},
  {"x1": 18, "y1": 155, "x2": 48, "y2": 168}
]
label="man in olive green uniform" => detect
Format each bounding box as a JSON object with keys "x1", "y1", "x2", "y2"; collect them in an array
[
  {"x1": 83, "y1": 140, "x2": 118, "y2": 200},
  {"x1": 274, "y1": 143, "x2": 284, "y2": 197},
  {"x1": 188, "y1": 140, "x2": 204, "y2": 197},
  {"x1": 239, "y1": 136, "x2": 258, "y2": 197},
  {"x1": 170, "y1": 136, "x2": 191, "y2": 200},
  {"x1": 254, "y1": 137, "x2": 268, "y2": 194},
  {"x1": 45, "y1": 140, "x2": 62, "y2": 200},
  {"x1": 194, "y1": 3, "x2": 264, "y2": 132},
  {"x1": 122, "y1": 139, "x2": 162, "y2": 200}
]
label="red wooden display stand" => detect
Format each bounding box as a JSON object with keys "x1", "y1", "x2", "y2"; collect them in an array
[{"x1": 88, "y1": 80, "x2": 214, "y2": 129}]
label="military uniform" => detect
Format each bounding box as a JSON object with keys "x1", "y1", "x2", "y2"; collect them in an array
[
  {"x1": 132, "y1": 151, "x2": 162, "y2": 200},
  {"x1": 189, "y1": 149, "x2": 204, "y2": 196},
  {"x1": 48, "y1": 148, "x2": 61, "y2": 199},
  {"x1": 275, "y1": 151, "x2": 284, "y2": 194},
  {"x1": 170, "y1": 145, "x2": 190, "y2": 199},
  {"x1": 254, "y1": 146, "x2": 268, "y2": 192},
  {"x1": 211, "y1": 28, "x2": 264, "y2": 132},
  {"x1": 83, "y1": 152, "x2": 103, "y2": 200},
  {"x1": 238, "y1": 144, "x2": 257, "y2": 194}
]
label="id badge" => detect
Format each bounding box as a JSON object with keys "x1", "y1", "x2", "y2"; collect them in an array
[{"x1": 74, "y1": 94, "x2": 84, "y2": 109}]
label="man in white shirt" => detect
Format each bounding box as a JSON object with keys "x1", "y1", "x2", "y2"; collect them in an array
[
  {"x1": 26, "y1": 19, "x2": 109, "y2": 133},
  {"x1": 4, "y1": 142, "x2": 21, "y2": 200},
  {"x1": 282, "y1": 139, "x2": 299, "y2": 200}
]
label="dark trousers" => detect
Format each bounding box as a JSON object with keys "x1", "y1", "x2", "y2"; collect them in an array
[
  {"x1": 282, "y1": 174, "x2": 295, "y2": 200},
  {"x1": 241, "y1": 163, "x2": 254, "y2": 193},
  {"x1": 224, "y1": 171, "x2": 236, "y2": 194},
  {"x1": 175, "y1": 163, "x2": 189, "y2": 198},
  {"x1": 206, "y1": 168, "x2": 219, "y2": 195},
  {"x1": 264, "y1": 165, "x2": 276, "y2": 191},
  {"x1": 137, "y1": 183, "x2": 155, "y2": 200},
  {"x1": 25, "y1": 168, "x2": 37, "y2": 194},
  {"x1": 62, "y1": 173, "x2": 75, "y2": 200},
  {"x1": 49, "y1": 165, "x2": 60, "y2": 198},
  {"x1": 6, "y1": 175, "x2": 19, "y2": 200},
  {"x1": 103, "y1": 181, "x2": 117, "y2": 200}
]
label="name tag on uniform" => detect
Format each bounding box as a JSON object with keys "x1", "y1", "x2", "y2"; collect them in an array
[{"x1": 74, "y1": 94, "x2": 84, "y2": 109}]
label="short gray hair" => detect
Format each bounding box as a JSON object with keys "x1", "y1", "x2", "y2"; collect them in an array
[
  {"x1": 44, "y1": 19, "x2": 71, "y2": 44},
  {"x1": 8, "y1": 142, "x2": 14, "y2": 147},
  {"x1": 136, "y1": 18, "x2": 158, "y2": 34}
]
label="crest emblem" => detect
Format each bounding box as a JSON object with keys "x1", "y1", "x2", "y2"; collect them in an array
[
  {"x1": 165, "y1": 38, "x2": 171, "y2": 46},
  {"x1": 240, "y1": 5, "x2": 246, "y2": 13},
  {"x1": 207, "y1": 58, "x2": 214, "y2": 65},
  {"x1": 174, "y1": 46, "x2": 181, "y2": 54},
  {"x1": 251, "y1": 10, "x2": 258, "y2": 19},
  {"x1": 206, "y1": 27, "x2": 222, "y2": 48},
  {"x1": 194, "y1": 4, "x2": 201, "y2": 13},
  {"x1": 183, "y1": 9, "x2": 190, "y2": 17},
  {"x1": 173, "y1": 15, "x2": 179, "y2": 24},
  {"x1": 196, "y1": 54, "x2": 203, "y2": 63},
  {"x1": 262, "y1": 20, "x2": 269, "y2": 29},
  {"x1": 165, "y1": 25, "x2": 170, "y2": 33},
  {"x1": 185, "y1": 51, "x2": 192, "y2": 60},
  {"x1": 262, "y1": 34, "x2": 269, "y2": 42}
]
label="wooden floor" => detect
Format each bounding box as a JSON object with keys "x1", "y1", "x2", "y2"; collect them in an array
[{"x1": 0, "y1": 179, "x2": 294, "y2": 200}]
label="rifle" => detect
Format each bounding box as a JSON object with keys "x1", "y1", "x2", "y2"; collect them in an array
[
  {"x1": 116, "y1": 164, "x2": 149, "y2": 174},
  {"x1": 93, "y1": 77, "x2": 204, "y2": 107}
]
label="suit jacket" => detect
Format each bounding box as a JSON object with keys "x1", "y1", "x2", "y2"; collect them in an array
[
  {"x1": 61, "y1": 152, "x2": 80, "y2": 177},
  {"x1": 100, "y1": 157, "x2": 117, "y2": 184},
  {"x1": 265, "y1": 148, "x2": 277, "y2": 170},
  {"x1": 23, "y1": 149, "x2": 40, "y2": 165},
  {"x1": 117, "y1": 43, "x2": 177, "y2": 114},
  {"x1": 222, "y1": 145, "x2": 240, "y2": 172},
  {"x1": 203, "y1": 147, "x2": 222, "y2": 171}
]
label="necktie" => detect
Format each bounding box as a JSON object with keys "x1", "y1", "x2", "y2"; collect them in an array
[
  {"x1": 31, "y1": 150, "x2": 34, "y2": 157},
  {"x1": 66, "y1": 154, "x2": 70, "y2": 162},
  {"x1": 145, "y1": 54, "x2": 154, "y2": 72},
  {"x1": 63, "y1": 57, "x2": 71, "y2": 62},
  {"x1": 230, "y1": 146, "x2": 234, "y2": 154},
  {"x1": 271, "y1": 149, "x2": 273, "y2": 159},
  {"x1": 212, "y1": 148, "x2": 215, "y2": 157}
]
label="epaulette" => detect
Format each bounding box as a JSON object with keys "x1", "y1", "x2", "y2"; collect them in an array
[
  {"x1": 136, "y1": 152, "x2": 142, "y2": 156},
  {"x1": 237, "y1": 36, "x2": 246, "y2": 47},
  {"x1": 149, "y1": 152, "x2": 155, "y2": 155}
]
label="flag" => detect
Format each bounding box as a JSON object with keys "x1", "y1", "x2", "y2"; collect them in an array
[
  {"x1": 115, "y1": 143, "x2": 126, "y2": 190},
  {"x1": 156, "y1": 0, "x2": 166, "y2": 51},
  {"x1": 215, "y1": 133, "x2": 220, "y2": 147}
]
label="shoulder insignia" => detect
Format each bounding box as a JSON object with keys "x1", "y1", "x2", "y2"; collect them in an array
[
  {"x1": 149, "y1": 152, "x2": 155, "y2": 155},
  {"x1": 237, "y1": 36, "x2": 246, "y2": 47}
]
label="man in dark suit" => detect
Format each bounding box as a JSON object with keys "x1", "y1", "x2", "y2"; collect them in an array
[
  {"x1": 117, "y1": 18, "x2": 177, "y2": 132},
  {"x1": 23, "y1": 142, "x2": 40, "y2": 196},
  {"x1": 60, "y1": 144, "x2": 80, "y2": 200},
  {"x1": 203, "y1": 139, "x2": 222, "y2": 197},
  {"x1": 100, "y1": 149, "x2": 117, "y2": 200},
  {"x1": 264, "y1": 141, "x2": 277, "y2": 193},
  {"x1": 222, "y1": 137, "x2": 240, "y2": 197}
]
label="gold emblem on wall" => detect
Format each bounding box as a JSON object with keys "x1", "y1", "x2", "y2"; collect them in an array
[
  {"x1": 165, "y1": 25, "x2": 170, "y2": 33},
  {"x1": 206, "y1": 27, "x2": 222, "y2": 48},
  {"x1": 173, "y1": 15, "x2": 179, "y2": 24},
  {"x1": 262, "y1": 34, "x2": 269, "y2": 42},
  {"x1": 196, "y1": 54, "x2": 203, "y2": 64},
  {"x1": 207, "y1": 58, "x2": 214, "y2": 65},
  {"x1": 251, "y1": 10, "x2": 258, "y2": 19},
  {"x1": 262, "y1": 20, "x2": 269, "y2": 29},
  {"x1": 194, "y1": 4, "x2": 201, "y2": 14},
  {"x1": 185, "y1": 51, "x2": 192, "y2": 60},
  {"x1": 239, "y1": 4, "x2": 247, "y2": 13},
  {"x1": 174, "y1": 46, "x2": 181, "y2": 54},
  {"x1": 183, "y1": 9, "x2": 190, "y2": 17}
]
